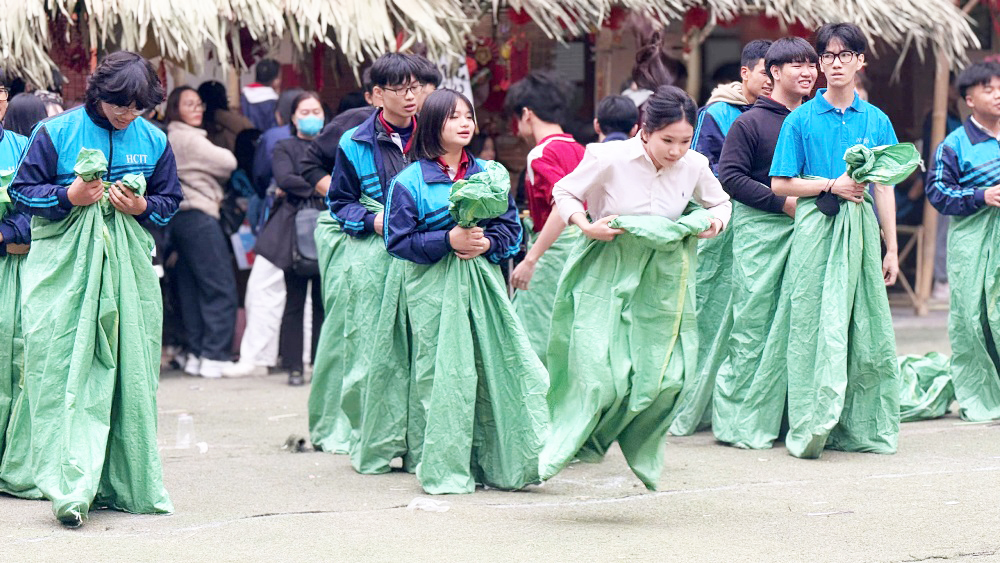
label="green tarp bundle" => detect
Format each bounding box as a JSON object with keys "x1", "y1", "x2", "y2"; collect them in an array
[
  {"x1": 898, "y1": 353, "x2": 955, "y2": 422},
  {"x1": 308, "y1": 196, "x2": 410, "y2": 476},
  {"x1": 712, "y1": 202, "x2": 796, "y2": 449},
  {"x1": 540, "y1": 209, "x2": 712, "y2": 490},
  {"x1": 74, "y1": 147, "x2": 107, "y2": 182},
  {"x1": 668, "y1": 223, "x2": 734, "y2": 436},
  {"x1": 401, "y1": 162, "x2": 548, "y2": 494},
  {"x1": 845, "y1": 143, "x2": 921, "y2": 185},
  {"x1": 20, "y1": 190, "x2": 172, "y2": 523},
  {"x1": 512, "y1": 225, "x2": 582, "y2": 366},
  {"x1": 945, "y1": 205, "x2": 1000, "y2": 421}
]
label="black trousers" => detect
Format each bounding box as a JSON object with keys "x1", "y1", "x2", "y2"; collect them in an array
[
  {"x1": 279, "y1": 270, "x2": 323, "y2": 372},
  {"x1": 170, "y1": 209, "x2": 238, "y2": 361}
]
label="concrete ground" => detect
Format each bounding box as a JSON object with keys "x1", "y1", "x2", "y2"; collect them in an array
[{"x1": 3, "y1": 309, "x2": 999, "y2": 563}]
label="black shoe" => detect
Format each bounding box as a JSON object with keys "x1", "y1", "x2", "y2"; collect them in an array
[{"x1": 288, "y1": 370, "x2": 305, "y2": 386}]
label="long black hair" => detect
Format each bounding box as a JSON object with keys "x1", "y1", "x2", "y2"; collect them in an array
[
  {"x1": 642, "y1": 85, "x2": 697, "y2": 134},
  {"x1": 3, "y1": 93, "x2": 48, "y2": 136},
  {"x1": 411, "y1": 89, "x2": 475, "y2": 161},
  {"x1": 85, "y1": 51, "x2": 164, "y2": 111}
]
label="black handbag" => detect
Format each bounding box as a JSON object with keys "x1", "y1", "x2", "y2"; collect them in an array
[{"x1": 292, "y1": 207, "x2": 321, "y2": 277}]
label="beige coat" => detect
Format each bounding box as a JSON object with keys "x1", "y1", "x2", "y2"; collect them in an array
[{"x1": 168, "y1": 121, "x2": 237, "y2": 219}]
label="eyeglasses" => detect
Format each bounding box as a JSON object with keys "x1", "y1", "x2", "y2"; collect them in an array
[
  {"x1": 819, "y1": 51, "x2": 859, "y2": 65},
  {"x1": 182, "y1": 103, "x2": 206, "y2": 111},
  {"x1": 381, "y1": 83, "x2": 424, "y2": 97},
  {"x1": 0, "y1": 88, "x2": 8, "y2": 102},
  {"x1": 104, "y1": 102, "x2": 145, "y2": 117}
]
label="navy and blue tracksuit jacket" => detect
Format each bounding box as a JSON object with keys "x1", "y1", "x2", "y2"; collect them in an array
[
  {"x1": 926, "y1": 117, "x2": 1000, "y2": 216},
  {"x1": 327, "y1": 110, "x2": 410, "y2": 237},
  {"x1": 9, "y1": 103, "x2": 182, "y2": 229},
  {"x1": 692, "y1": 101, "x2": 749, "y2": 177},
  {"x1": 384, "y1": 155, "x2": 522, "y2": 265},
  {"x1": 0, "y1": 126, "x2": 29, "y2": 256}
]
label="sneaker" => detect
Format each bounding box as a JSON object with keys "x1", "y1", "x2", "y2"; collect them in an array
[
  {"x1": 222, "y1": 361, "x2": 269, "y2": 378},
  {"x1": 199, "y1": 358, "x2": 236, "y2": 379},
  {"x1": 288, "y1": 370, "x2": 305, "y2": 386},
  {"x1": 932, "y1": 282, "x2": 950, "y2": 302},
  {"x1": 183, "y1": 354, "x2": 201, "y2": 377}
]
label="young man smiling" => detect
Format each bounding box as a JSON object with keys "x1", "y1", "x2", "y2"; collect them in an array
[
  {"x1": 769, "y1": 23, "x2": 901, "y2": 459},
  {"x1": 711, "y1": 37, "x2": 819, "y2": 449},
  {"x1": 926, "y1": 62, "x2": 1000, "y2": 422}
]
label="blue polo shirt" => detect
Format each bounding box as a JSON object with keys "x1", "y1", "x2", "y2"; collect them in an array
[{"x1": 770, "y1": 89, "x2": 898, "y2": 180}]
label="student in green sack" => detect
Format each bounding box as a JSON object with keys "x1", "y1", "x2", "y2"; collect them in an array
[
  {"x1": 925, "y1": 62, "x2": 1000, "y2": 422},
  {"x1": 383, "y1": 88, "x2": 546, "y2": 494},
  {"x1": 769, "y1": 23, "x2": 901, "y2": 459},
  {"x1": 8, "y1": 51, "x2": 180, "y2": 527},
  {"x1": 541, "y1": 86, "x2": 731, "y2": 490}
]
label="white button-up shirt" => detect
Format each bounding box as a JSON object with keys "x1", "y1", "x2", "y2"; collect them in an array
[{"x1": 553, "y1": 135, "x2": 732, "y2": 228}]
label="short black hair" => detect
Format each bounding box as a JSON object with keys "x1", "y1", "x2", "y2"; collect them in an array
[
  {"x1": 504, "y1": 71, "x2": 571, "y2": 125},
  {"x1": 164, "y1": 86, "x2": 197, "y2": 125},
  {"x1": 370, "y1": 53, "x2": 419, "y2": 88},
  {"x1": 741, "y1": 39, "x2": 773, "y2": 69},
  {"x1": 816, "y1": 23, "x2": 868, "y2": 55},
  {"x1": 337, "y1": 91, "x2": 368, "y2": 114},
  {"x1": 361, "y1": 68, "x2": 374, "y2": 93},
  {"x1": 197, "y1": 80, "x2": 229, "y2": 115},
  {"x1": 411, "y1": 88, "x2": 475, "y2": 161},
  {"x1": 957, "y1": 62, "x2": 1000, "y2": 99},
  {"x1": 287, "y1": 91, "x2": 322, "y2": 136},
  {"x1": 764, "y1": 37, "x2": 819, "y2": 81},
  {"x1": 411, "y1": 55, "x2": 442, "y2": 87},
  {"x1": 255, "y1": 59, "x2": 281, "y2": 85},
  {"x1": 85, "y1": 51, "x2": 164, "y2": 111},
  {"x1": 3, "y1": 93, "x2": 48, "y2": 136},
  {"x1": 596, "y1": 95, "x2": 638, "y2": 136},
  {"x1": 642, "y1": 85, "x2": 697, "y2": 133}
]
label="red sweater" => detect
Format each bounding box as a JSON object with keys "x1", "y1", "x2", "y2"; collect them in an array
[{"x1": 524, "y1": 133, "x2": 584, "y2": 232}]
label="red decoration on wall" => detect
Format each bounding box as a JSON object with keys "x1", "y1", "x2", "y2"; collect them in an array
[
  {"x1": 601, "y1": 6, "x2": 627, "y2": 30},
  {"x1": 508, "y1": 8, "x2": 532, "y2": 26},
  {"x1": 683, "y1": 7, "x2": 710, "y2": 34}
]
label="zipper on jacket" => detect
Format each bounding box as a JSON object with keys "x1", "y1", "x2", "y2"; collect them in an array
[{"x1": 107, "y1": 129, "x2": 114, "y2": 180}]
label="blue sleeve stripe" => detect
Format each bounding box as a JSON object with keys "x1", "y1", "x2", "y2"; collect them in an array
[
  {"x1": 691, "y1": 109, "x2": 708, "y2": 149},
  {"x1": 10, "y1": 191, "x2": 59, "y2": 206},
  {"x1": 959, "y1": 159, "x2": 1000, "y2": 185}
]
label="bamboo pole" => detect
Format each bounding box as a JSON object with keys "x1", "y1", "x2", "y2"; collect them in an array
[{"x1": 915, "y1": 50, "x2": 950, "y2": 315}]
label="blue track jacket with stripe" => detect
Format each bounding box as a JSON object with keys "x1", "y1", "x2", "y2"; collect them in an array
[
  {"x1": 926, "y1": 117, "x2": 1000, "y2": 216},
  {"x1": 9, "y1": 104, "x2": 181, "y2": 229}
]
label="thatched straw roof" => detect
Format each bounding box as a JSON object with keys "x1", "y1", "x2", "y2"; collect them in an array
[{"x1": 0, "y1": 0, "x2": 980, "y2": 88}]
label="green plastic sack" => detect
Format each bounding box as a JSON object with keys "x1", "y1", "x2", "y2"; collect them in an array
[
  {"x1": 20, "y1": 197, "x2": 172, "y2": 524},
  {"x1": 449, "y1": 161, "x2": 510, "y2": 227},
  {"x1": 121, "y1": 173, "x2": 147, "y2": 196},
  {"x1": 74, "y1": 148, "x2": 108, "y2": 182},
  {"x1": 540, "y1": 210, "x2": 712, "y2": 490},
  {"x1": 512, "y1": 226, "x2": 582, "y2": 366},
  {"x1": 0, "y1": 169, "x2": 14, "y2": 219},
  {"x1": 783, "y1": 195, "x2": 900, "y2": 459},
  {"x1": 844, "y1": 143, "x2": 921, "y2": 185},
  {"x1": 669, "y1": 221, "x2": 734, "y2": 435},
  {"x1": 711, "y1": 202, "x2": 796, "y2": 448},
  {"x1": 945, "y1": 206, "x2": 1000, "y2": 421},
  {"x1": 308, "y1": 195, "x2": 410, "y2": 475},
  {"x1": 898, "y1": 353, "x2": 955, "y2": 422}
]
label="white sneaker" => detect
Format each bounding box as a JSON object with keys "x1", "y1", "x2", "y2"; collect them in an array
[
  {"x1": 199, "y1": 359, "x2": 235, "y2": 379},
  {"x1": 183, "y1": 354, "x2": 201, "y2": 377},
  {"x1": 932, "y1": 282, "x2": 950, "y2": 302},
  {"x1": 222, "y1": 361, "x2": 269, "y2": 378}
]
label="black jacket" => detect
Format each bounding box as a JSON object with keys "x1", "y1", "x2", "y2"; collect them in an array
[
  {"x1": 718, "y1": 96, "x2": 790, "y2": 214},
  {"x1": 299, "y1": 106, "x2": 375, "y2": 189}
]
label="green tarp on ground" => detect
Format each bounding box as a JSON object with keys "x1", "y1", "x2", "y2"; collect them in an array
[
  {"x1": 20, "y1": 194, "x2": 172, "y2": 523},
  {"x1": 668, "y1": 224, "x2": 734, "y2": 436},
  {"x1": 945, "y1": 206, "x2": 1000, "y2": 421},
  {"x1": 898, "y1": 353, "x2": 955, "y2": 422},
  {"x1": 540, "y1": 209, "x2": 711, "y2": 490},
  {"x1": 783, "y1": 195, "x2": 900, "y2": 459},
  {"x1": 512, "y1": 225, "x2": 582, "y2": 366},
  {"x1": 712, "y1": 202, "x2": 796, "y2": 449}
]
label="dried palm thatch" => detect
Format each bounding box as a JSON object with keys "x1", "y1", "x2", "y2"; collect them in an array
[{"x1": 0, "y1": 0, "x2": 981, "y2": 89}]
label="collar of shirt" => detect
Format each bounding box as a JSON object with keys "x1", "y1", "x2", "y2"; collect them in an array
[
  {"x1": 435, "y1": 150, "x2": 471, "y2": 181},
  {"x1": 625, "y1": 134, "x2": 673, "y2": 174},
  {"x1": 813, "y1": 88, "x2": 865, "y2": 115},
  {"x1": 377, "y1": 111, "x2": 417, "y2": 153},
  {"x1": 969, "y1": 116, "x2": 1000, "y2": 142},
  {"x1": 602, "y1": 132, "x2": 630, "y2": 143}
]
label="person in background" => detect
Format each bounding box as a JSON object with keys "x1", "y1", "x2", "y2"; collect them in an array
[
  {"x1": 411, "y1": 54, "x2": 442, "y2": 111},
  {"x1": 199, "y1": 80, "x2": 254, "y2": 152},
  {"x1": 165, "y1": 86, "x2": 240, "y2": 378},
  {"x1": 853, "y1": 71, "x2": 871, "y2": 102},
  {"x1": 925, "y1": 61, "x2": 1000, "y2": 422},
  {"x1": 253, "y1": 92, "x2": 327, "y2": 386},
  {"x1": 593, "y1": 95, "x2": 639, "y2": 142},
  {"x1": 2, "y1": 93, "x2": 48, "y2": 137},
  {"x1": 241, "y1": 58, "x2": 281, "y2": 131},
  {"x1": 469, "y1": 134, "x2": 497, "y2": 159},
  {"x1": 251, "y1": 88, "x2": 303, "y2": 198},
  {"x1": 505, "y1": 71, "x2": 585, "y2": 366}
]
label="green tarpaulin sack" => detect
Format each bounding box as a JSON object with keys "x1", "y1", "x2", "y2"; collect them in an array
[
  {"x1": 20, "y1": 172, "x2": 172, "y2": 523},
  {"x1": 669, "y1": 222, "x2": 734, "y2": 436},
  {"x1": 308, "y1": 195, "x2": 410, "y2": 476},
  {"x1": 74, "y1": 147, "x2": 108, "y2": 182},
  {"x1": 898, "y1": 353, "x2": 955, "y2": 422},
  {"x1": 712, "y1": 202, "x2": 796, "y2": 449},
  {"x1": 845, "y1": 143, "x2": 921, "y2": 185},
  {"x1": 945, "y1": 205, "x2": 1000, "y2": 421},
  {"x1": 512, "y1": 225, "x2": 581, "y2": 366},
  {"x1": 540, "y1": 208, "x2": 712, "y2": 490},
  {"x1": 402, "y1": 162, "x2": 549, "y2": 494}
]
